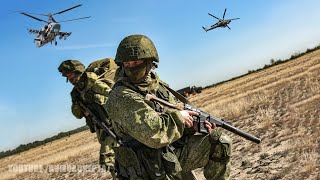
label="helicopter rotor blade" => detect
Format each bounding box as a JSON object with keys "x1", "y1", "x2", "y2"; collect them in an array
[
  {"x1": 20, "y1": 12, "x2": 48, "y2": 23},
  {"x1": 229, "y1": 18, "x2": 240, "y2": 21},
  {"x1": 53, "y1": 4, "x2": 82, "y2": 15},
  {"x1": 58, "y1": 16, "x2": 91, "y2": 23},
  {"x1": 14, "y1": 10, "x2": 48, "y2": 17},
  {"x1": 226, "y1": 25, "x2": 231, "y2": 30},
  {"x1": 223, "y1": 8, "x2": 227, "y2": 20},
  {"x1": 208, "y1": 13, "x2": 221, "y2": 20}
]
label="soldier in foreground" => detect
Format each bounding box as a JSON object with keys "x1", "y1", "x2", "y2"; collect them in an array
[
  {"x1": 58, "y1": 59, "x2": 117, "y2": 178},
  {"x1": 106, "y1": 34, "x2": 232, "y2": 179}
]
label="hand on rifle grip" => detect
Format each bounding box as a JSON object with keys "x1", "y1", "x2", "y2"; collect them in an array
[
  {"x1": 204, "y1": 120, "x2": 216, "y2": 133},
  {"x1": 179, "y1": 110, "x2": 198, "y2": 128}
]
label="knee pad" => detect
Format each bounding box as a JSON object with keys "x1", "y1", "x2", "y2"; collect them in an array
[{"x1": 209, "y1": 131, "x2": 232, "y2": 163}]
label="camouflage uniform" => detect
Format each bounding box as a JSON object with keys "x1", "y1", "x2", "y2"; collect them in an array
[
  {"x1": 58, "y1": 59, "x2": 118, "y2": 177},
  {"x1": 106, "y1": 35, "x2": 232, "y2": 180}
]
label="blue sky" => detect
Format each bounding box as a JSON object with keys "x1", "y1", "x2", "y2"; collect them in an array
[{"x1": 1, "y1": 0, "x2": 320, "y2": 151}]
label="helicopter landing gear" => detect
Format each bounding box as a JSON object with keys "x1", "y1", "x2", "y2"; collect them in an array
[{"x1": 55, "y1": 41, "x2": 57, "y2": 46}]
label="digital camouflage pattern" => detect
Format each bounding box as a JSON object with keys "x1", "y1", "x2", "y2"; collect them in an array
[
  {"x1": 107, "y1": 71, "x2": 232, "y2": 180},
  {"x1": 115, "y1": 34, "x2": 159, "y2": 65},
  {"x1": 108, "y1": 73, "x2": 185, "y2": 148}
]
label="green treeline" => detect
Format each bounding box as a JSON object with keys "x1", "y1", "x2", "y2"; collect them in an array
[{"x1": 0, "y1": 126, "x2": 89, "y2": 159}]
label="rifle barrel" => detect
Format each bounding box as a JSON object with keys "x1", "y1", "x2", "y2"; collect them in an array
[{"x1": 220, "y1": 121, "x2": 261, "y2": 144}]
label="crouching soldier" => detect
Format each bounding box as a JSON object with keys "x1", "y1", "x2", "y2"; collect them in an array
[{"x1": 107, "y1": 35, "x2": 232, "y2": 180}]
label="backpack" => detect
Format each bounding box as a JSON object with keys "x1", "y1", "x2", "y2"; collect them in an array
[{"x1": 85, "y1": 58, "x2": 119, "y2": 87}]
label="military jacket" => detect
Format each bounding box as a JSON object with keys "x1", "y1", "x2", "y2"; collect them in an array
[{"x1": 107, "y1": 72, "x2": 185, "y2": 148}]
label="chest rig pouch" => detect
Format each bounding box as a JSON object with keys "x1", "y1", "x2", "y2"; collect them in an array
[{"x1": 114, "y1": 81, "x2": 182, "y2": 180}]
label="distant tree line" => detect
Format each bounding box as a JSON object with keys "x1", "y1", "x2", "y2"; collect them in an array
[
  {"x1": 205, "y1": 44, "x2": 320, "y2": 89},
  {"x1": 0, "y1": 126, "x2": 89, "y2": 159}
]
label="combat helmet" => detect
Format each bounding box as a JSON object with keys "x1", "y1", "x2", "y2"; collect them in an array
[
  {"x1": 58, "y1": 60, "x2": 85, "y2": 77},
  {"x1": 115, "y1": 34, "x2": 159, "y2": 65}
]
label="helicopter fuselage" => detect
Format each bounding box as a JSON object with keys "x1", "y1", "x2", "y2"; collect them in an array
[
  {"x1": 49, "y1": 22, "x2": 61, "y2": 33},
  {"x1": 20, "y1": 4, "x2": 89, "y2": 47}
]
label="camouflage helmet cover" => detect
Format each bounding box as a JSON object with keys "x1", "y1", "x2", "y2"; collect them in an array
[
  {"x1": 115, "y1": 34, "x2": 159, "y2": 65},
  {"x1": 58, "y1": 60, "x2": 85, "y2": 76}
]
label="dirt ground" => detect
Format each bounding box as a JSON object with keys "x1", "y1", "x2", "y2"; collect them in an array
[{"x1": 1, "y1": 49, "x2": 319, "y2": 180}]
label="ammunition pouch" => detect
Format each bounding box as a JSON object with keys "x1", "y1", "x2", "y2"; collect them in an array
[
  {"x1": 115, "y1": 143, "x2": 182, "y2": 179},
  {"x1": 114, "y1": 146, "x2": 144, "y2": 179}
]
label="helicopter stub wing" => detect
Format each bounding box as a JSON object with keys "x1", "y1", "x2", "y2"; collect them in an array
[
  {"x1": 59, "y1": 32, "x2": 72, "y2": 37},
  {"x1": 58, "y1": 32, "x2": 72, "y2": 39},
  {"x1": 28, "y1": 29, "x2": 41, "y2": 34}
]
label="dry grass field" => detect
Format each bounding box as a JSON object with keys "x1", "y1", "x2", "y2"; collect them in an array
[{"x1": 0, "y1": 49, "x2": 319, "y2": 180}]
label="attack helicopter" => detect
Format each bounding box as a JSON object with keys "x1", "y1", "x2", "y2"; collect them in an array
[
  {"x1": 202, "y1": 8, "x2": 239, "y2": 32},
  {"x1": 20, "y1": 4, "x2": 90, "y2": 47}
]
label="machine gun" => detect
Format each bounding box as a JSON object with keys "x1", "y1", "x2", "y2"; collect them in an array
[
  {"x1": 145, "y1": 94, "x2": 261, "y2": 144},
  {"x1": 78, "y1": 101, "x2": 123, "y2": 146}
]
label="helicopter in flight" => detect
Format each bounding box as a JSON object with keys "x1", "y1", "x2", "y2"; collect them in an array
[
  {"x1": 202, "y1": 8, "x2": 239, "y2": 32},
  {"x1": 20, "y1": 4, "x2": 90, "y2": 47}
]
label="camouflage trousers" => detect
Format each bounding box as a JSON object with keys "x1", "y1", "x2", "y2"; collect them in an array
[
  {"x1": 115, "y1": 130, "x2": 232, "y2": 180},
  {"x1": 175, "y1": 131, "x2": 232, "y2": 180},
  {"x1": 96, "y1": 128, "x2": 117, "y2": 178}
]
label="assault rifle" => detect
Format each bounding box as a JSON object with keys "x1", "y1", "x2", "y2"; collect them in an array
[
  {"x1": 145, "y1": 94, "x2": 261, "y2": 144},
  {"x1": 78, "y1": 101, "x2": 123, "y2": 146}
]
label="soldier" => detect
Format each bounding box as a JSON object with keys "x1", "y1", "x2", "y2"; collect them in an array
[
  {"x1": 58, "y1": 59, "x2": 117, "y2": 178},
  {"x1": 106, "y1": 34, "x2": 232, "y2": 180}
]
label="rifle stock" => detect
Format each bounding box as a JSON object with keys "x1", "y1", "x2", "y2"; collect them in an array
[{"x1": 78, "y1": 101, "x2": 123, "y2": 146}]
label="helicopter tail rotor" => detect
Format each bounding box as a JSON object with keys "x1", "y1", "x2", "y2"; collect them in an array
[{"x1": 202, "y1": 26, "x2": 208, "y2": 32}]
